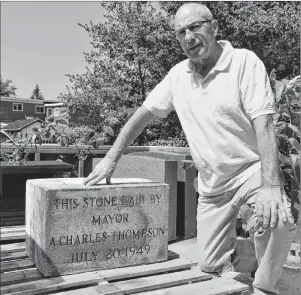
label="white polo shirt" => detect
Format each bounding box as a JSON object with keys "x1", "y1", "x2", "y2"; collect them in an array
[{"x1": 143, "y1": 41, "x2": 276, "y2": 196}]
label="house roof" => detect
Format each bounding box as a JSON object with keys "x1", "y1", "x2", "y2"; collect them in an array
[
  {"x1": 0, "y1": 122, "x2": 8, "y2": 128},
  {"x1": 44, "y1": 102, "x2": 63, "y2": 107},
  {"x1": 3, "y1": 118, "x2": 43, "y2": 132},
  {"x1": 1, "y1": 96, "x2": 44, "y2": 104},
  {"x1": 1, "y1": 96, "x2": 33, "y2": 100},
  {"x1": 1, "y1": 97, "x2": 62, "y2": 105}
]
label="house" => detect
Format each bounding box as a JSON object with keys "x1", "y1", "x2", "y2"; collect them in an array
[
  {"x1": 0, "y1": 96, "x2": 45, "y2": 122},
  {"x1": 44, "y1": 101, "x2": 64, "y2": 117},
  {"x1": 3, "y1": 118, "x2": 43, "y2": 140},
  {"x1": 44, "y1": 101, "x2": 70, "y2": 125},
  {"x1": 0, "y1": 96, "x2": 70, "y2": 128}
]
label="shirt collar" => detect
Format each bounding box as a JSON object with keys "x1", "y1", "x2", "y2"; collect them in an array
[{"x1": 186, "y1": 40, "x2": 234, "y2": 74}]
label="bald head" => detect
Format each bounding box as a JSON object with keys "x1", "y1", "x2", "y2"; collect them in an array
[
  {"x1": 174, "y1": 3, "x2": 213, "y2": 30},
  {"x1": 173, "y1": 2, "x2": 218, "y2": 63}
]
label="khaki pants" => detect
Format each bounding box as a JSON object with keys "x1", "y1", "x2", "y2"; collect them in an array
[{"x1": 197, "y1": 169, "x2": 296, "y2": 295}]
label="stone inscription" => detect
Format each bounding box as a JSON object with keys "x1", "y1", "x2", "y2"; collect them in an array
[
  {"x1": 49, "y1": 193, "x2": 166, "y2": 264},
  {"x1": 92, "y1": 213, "x2": 129, "y2": 225},
  {"x1": 54, "y1": 194, "x2": 161, "y2": 210},
  {"x1": 68, "y1": 245, "x2": 151, "y2": 263}
]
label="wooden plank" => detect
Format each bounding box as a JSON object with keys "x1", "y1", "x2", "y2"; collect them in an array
[
  {"x1": 0, "y1": 242, "x2": 25, "y2": 254},
  {"x1": 0, "y1": 268, "x2": 42, "y2": 286},
  {"x1": 97, "y1": 267, "x2": 212, "y2": 295},
  {"x1": 1, "y1": 258, "x2": 34, "y2": 273},
  {"x1": 1, "y1": 231, "x2": 25, "y2": 242},
  {"x1": 0, "y1": 211, "x2": 25, "y2": 217},
  {"x1": 149, "y1": 146, "x2": 190, "y2": 155},
  {"x1": 1, "y1": 250, "x2": 27, "y2": 261},
  {"x1": 0, "y1": 257, "x2": 195, "y2": 287},
  {"x1": 1, "y1": 218, "x2": 25, "y2": 226},
  {"x1": 137, "y1": 277, "x2": 249, "y2": 295},
  {"x1": 51, "y1": 282, "x2": 110, "y2": 295},
  {"x1": 0, "y1": 144, "x2": 151, "y2": 155},
  {"x1": 0, "y1": 221, "x2": 25, "y2": 227},
  {"x1": 98, "y1": 257, "x2": 195, "y2": 282},
  {"x1": 0, "y1": 271, "x2": 106, "y2": 295},
  {"x1": 1, "y1": 225, "x2": 25, "y2": 233},
  {"x1": 1, "y1": 225, "x2": 26, "y2": 242},
  {"x1": 0, "y1": 144, "x2": 191, "y2": 156},
  {"x1": 1, "y1": 161, "x2": 73, "y2": 174},
  {"x1": 1, "y1": 216, "x2": 25, "y2": 221}
]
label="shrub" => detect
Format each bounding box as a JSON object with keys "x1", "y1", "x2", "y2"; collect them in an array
[{"x1": 271, "y1": 73, "x2": 300, "y2": 202}]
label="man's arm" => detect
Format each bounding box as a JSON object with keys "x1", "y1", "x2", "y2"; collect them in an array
[
  {"x1": 84, "y1": 105, "x2": 156, "y2": 186},
  {"x1": 254, "y1": 114, "x2": 281, "y2": 186},
  {"x1": 253, "y1": 114, "x2": 288, "y2": 228}
]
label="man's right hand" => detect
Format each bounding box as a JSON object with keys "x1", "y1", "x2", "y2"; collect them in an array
[
  {"x1": 83, "y1": 106, "x2": 155, "y2": 186},
  {"x1": 83, "y1": 156, "x2": 117, "y2": 186}
]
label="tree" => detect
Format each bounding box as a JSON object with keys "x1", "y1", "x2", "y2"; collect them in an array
[
  {"x1": 59, "y1": 1, "x2": 299, "y2": 146},
  {"x1": 159, "y1": 1, "x2": 300, "y2": 79},
  {"x1": 59, "y1": 2, "x2": 186, "y2": 144},
  {"x1": 0, "y1": 76, "x2": 17, "y2": 96},
  {"x1": 30, "y1": 84, "x2": 44, "y2": 100}
]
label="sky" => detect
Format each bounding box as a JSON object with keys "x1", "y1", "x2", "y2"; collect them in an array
[{"x1": 1, "y1": 2, "x2": 105, "y2": 101}]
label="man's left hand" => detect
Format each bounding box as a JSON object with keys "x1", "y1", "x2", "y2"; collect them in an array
[{"x1": 255, "y1": 186, "x2": 288, "y2": 229}]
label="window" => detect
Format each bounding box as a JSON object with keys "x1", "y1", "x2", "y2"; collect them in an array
[
  {"x1": 47, "y1": 108, "x2": 53, "y2": 116},
  {"x1": 35, "y1": 106, "x2": 45, "y2": 114},
  {"x1": 13, "y1": 103, "x2": 23, "y2": 111},
  {"x1": 54, "y1": 108, "x2": 60, "y2": 116}
]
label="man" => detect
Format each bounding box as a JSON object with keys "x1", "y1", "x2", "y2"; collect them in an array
[{"x1": 84, "y1": 3, "x2": 296, "y2": 295}]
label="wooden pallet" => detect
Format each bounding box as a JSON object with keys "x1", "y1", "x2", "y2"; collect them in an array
[{"x1": 0, "y1": 226, "x2": 249, "y2": 295}]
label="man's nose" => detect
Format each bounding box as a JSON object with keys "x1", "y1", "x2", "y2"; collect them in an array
[{"x1": 184, "y1": 29, "x2": 195, "y2": 42}]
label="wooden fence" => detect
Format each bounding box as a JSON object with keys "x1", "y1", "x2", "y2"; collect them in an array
[{"x1": 0, "y1": 143, "x2": 191, "y2": 177}]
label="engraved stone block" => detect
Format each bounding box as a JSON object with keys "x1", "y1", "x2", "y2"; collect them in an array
[{"x1": 25, "y1": 178, "x2": 169, "y2": 277}]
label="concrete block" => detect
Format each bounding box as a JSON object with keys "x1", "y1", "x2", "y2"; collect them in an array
[
  {"x1": 93, "y1": 155, "x2": 178, "y2": 241},
  {"x1": 178, "y1": 161, "x2": 198, "y2": 238},
  {"x1": 124, "y1": 152, "x2": 198, "y2": 238},
  {"x1": 128, "y1": 151, "x2": 192, "y2": 182},
  {"x1": 25, "y1": 178, "x2": 169, "y2": 277}
]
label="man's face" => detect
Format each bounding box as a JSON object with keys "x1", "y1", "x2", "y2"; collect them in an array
[{"x1": 174, "y1": 7, "x2": 217, "y2": 62}]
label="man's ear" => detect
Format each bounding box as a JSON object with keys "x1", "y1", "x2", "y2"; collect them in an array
[{"x1": 211, "y1": 20, "x2": 218, "y2": 37}]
